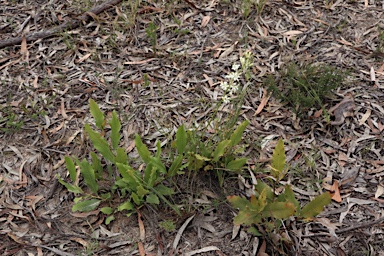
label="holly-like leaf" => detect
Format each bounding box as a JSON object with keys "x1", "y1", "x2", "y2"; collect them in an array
[
  {"x1": 110, "y1": 110, "x2": 121, "y2": 150},
  {"x1": 155, "y1": 184, "x2": 174, "y2": 196},
  {"x1": 90, "y1": 152, "x2": 103, "y2": 178},
  {"x1": 105, "y1": 215, "x2": 115, "y2": 225},
  {"x1": 229, "y1": 120, "x2": 249, "y2": 147},
  {"x1": 213, "y1": 139, "x2": 231, "y2": 161},
  {"x1": 85, "y1": 124, "x2": 115, "y2": 162},
  {"x1": 146, "y1": 194, "x2": 160, "y2": 204},
  {"x1": 176, "y1": 125, "x2": 187, "y2": 154},
  {"x1": 271, "y1": 139, "x2": 286, "y2": 177},
  {"x1": 100, "y1": 207, "x2": 113, "y2": 215},
  {"x1": 116, "y1": 163, "x2": 141, "y2": 188},
  {"x1": 135, "y1": 134, "x2": 151, "y2": 164},
  {"x1": 262, "y1": 201, "x2": 296, "y2": 219},
  {"x1": 168, "y1": 155, "x2": 183, "y2": 177},
  {"x1": 118, "y1": 201, "x2": 134, "y2": 212},
  {"x1": 57, "y1": 175, "x2": 83, "y2": 194},
  {"x1": 72, "y1": 199, "x2": 100, "y2": 212},
  {"x1": 115, "y1": 147, "x2": 128, "y2": 164},
  {"x1": 233, "y1": 210, "x2": 261, "y2": 226},
  {"x1": 79, "y1": 159, "x2": 98, "y2": 194},
  {"x1": 300, "y1": 192, "x2": 331, "y2": 219},
  {"x1": 89, "y1": 99, "x2": 105, "y2": 130},
  {"x1": 226, "y1": 158, "x2": 247, "y2": 170}
]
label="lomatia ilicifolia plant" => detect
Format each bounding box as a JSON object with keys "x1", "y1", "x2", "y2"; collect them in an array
[
  {"x1": 228, "y1": 139, "x2": 331, "y2": 246},
  {"x1": 58, "y1": 52, "x2": 330, "y2": 247}
]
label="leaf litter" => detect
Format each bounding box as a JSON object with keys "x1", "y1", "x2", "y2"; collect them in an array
[{"x1": 0, "y1": 0, "x2": 384, "y2": 255}]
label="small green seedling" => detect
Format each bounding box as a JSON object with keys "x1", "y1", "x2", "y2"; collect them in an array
[
  {"x1": 228, "y1": 139, "x2": 331, "y2": 238},
  {"x1": 58, "y1": 99, "x2": 183, "y2": 224}
]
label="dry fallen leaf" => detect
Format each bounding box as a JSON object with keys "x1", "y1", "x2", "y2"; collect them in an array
[
  {"x1": 330, "y1": 180, "x2": 342, "y2": 203},
  {"x1": 328, "y1": 96, "x2": 355, "y2": 125},
  {"x1": 201, "y1": 16, "x2": 210, "y2": 27},
  {"x1": 254, "y1": 88, "x2": 271, "y2": 116}
]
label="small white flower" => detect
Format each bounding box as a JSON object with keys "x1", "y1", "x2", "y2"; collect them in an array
[
  {"x1": 229, "y1": 83, "x2": 239, "y2": 95},
  {"x1": 220, "y1": 81, "x2": 230, "y2": 91},
  {"x1": 232, "y1": 63, "x2": 240, "y2": 71},
  {"x1": 225, "y1": 71, "x2": 240, "y2": 81},
  {"x1": 222, "y1": 95, "x2": 230, "y2": 104}
]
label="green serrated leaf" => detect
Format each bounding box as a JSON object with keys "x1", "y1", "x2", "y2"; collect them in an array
[
  {"x1": 144, "y1": 164, "x2": 157, "y2": 188},
  {"x1": 278, "y1": 185, "x2": 300, "y2": 211},
  {"x1": 229, "y1": 120, "x2": 249, "y2": 147},
  {"x1": 233, "y1": 210, "x2": 261, "y2": 226},
  {"x1": 176, "y1": 125, "x2": 187, "y2": 154},
  {"x1": 65, "y1": 156, "x2": 77, "y2": 182},
  {"x1": 168, "y1": 155, "x2": 183, "y2": 177},
  {"x1": 79, "y1": 159, "x2": 98, "y2": 194},
  {"x1": 100, "y1": 207, "x2": 114, "y2": 215},
  {"x1": 105, "y1": 215, "x2": 115, "y2": 225},
  {"x1": 213, "y1": 139, "x2": 231, "y2": 162},
  {"x1": 155, "y1": 184, "x2": 174, "y2": 196},
  {"x1": 227, "y1": 195, "x2": 250, "y2": 210},
  {"x1": 262, "y1": 201, "x2": 296, "y2": 219},
  {"x1": 271, "y1": 139, "x2": 286, "y2": 176},
  {"x1": 135, "y1": 134, "x2": 151, "y2": 164},
  {"x1": 90, "y1": 152, "x2": 103, "y2": 178},
  {"x1": 299, "y1": 192, "x2": 331, "y2": 219},
  {"x1": 149, "y1": 156, "x2": 166, "y2": 174},
  {"x1": 85, "y1": 124, "x2": 115, "y2": 162},
  {"x1": 131, "y1": 192, "x2": 141, "y2": 205},
  {"x1": 194, "y1": 154, "x2": 211, "y2": 161},
  {"x1": 72, "y1": 199, "x2": 100, "y2": 212},
  {"x1": 89, "y1": 99, "x2": 105, "y2": 130},
  {"x1": 155, "y1": 141, "x2": 162, "y2": 158},
  {"x1": 137, "y1": 185, "x2": 149, "y2": 197},
  {"x1": 57, "y1": 175, "x2": 83, "y2": 194},
  {"x1": 146, "y1": 194, "x2": 160, "y2": 204},
  {"x1": 110, "y1": 110, "x2": 121, "y2": 150},
  {"x1": 100, "y1": 192, "x2": 111, "y2": 200},
  {"x1": 254, "y1": 180, "x2": 274, "y2": 200},
  {"x1": 226, "y1": 158, "x2": 247, "y2": 170},
  {"x1": 116, "y1": 163, "x2": 141, "y2": 188},
  {"x1": 115, "y1": 147, "x2": 128, "y2": 164},
  {"x1": 118, "y1": 201, "x2": 134, "y2": 212},
  {"x1": 252, "y1": 189, "x2": 267, "y2": 212},
  {"x1": 248, "y1": 226, "x2": 263, "y2": 236}
]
